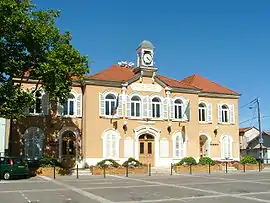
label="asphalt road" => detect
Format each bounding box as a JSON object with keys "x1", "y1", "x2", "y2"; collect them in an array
[{"x1": 1, "y1": 171, "x2": 270, "y2": 203}]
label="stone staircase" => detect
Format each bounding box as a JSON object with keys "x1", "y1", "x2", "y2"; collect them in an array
[
  {"x1": 151, "y1": 167, "x2": 171, "y2": 174},
  {"x1": 222, "y1": 166, "x2": 238, "y2": 172},
  {"x1": 71, "y1": 168, "x2": 92, "y2": 176}
]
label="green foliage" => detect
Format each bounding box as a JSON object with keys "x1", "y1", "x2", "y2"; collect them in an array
[
  {"x1": 176, "y1": 157, "x2": 197, "y2": 166},
  {"x1": 240, "y1": 156, "x2": 258, "y2": 164},
  {"x1": 39, "y1": 156, "x2": 61, "y2": 167},
  {"x1": 96, "y1": 159, "x2": 121, "y2": 168},
  {"x1": 0, "y1": 0, "x2": 89, "y2": 118},
  {"x1": 122, "y1": 157, "x2": 144, "y2": 167},
  {"x1": 198, "y1": 157, "x2": 216, "y2": 165}
]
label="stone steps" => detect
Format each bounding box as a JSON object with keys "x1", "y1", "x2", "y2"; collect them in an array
[{"x1": 71, "y1": 169, "x2": 92, "y2": 176}]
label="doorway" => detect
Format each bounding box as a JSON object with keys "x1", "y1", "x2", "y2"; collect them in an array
[
  {"x1": 139, "y1": 134, "x2": 155, "y2": 166},
  {"x1": 61, "y1": 131, "x2": 76, "y2": 168},
  {"x1": 199, "y1": 135, "x2": 209, "y2": 157}
]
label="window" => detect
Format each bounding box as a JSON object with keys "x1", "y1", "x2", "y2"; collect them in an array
[
  {"x1": 174, "y1": 99, "x2": 183, "y2": 119},
  {"x1": 63, "y1": 94, "x2": 75, "y2": 116},
  {"x1": 24, "y1": 127, "x2": 44, "y2": 160},
  {"x1": 221, "y1": 135, "x2": 232, "y2": 159},
  {"x1": 105, "y1": 94, "x2": 116, "y2": 116},
  {"x1": 152, "y1": 97, "x2": 161, "y2": 118},
  {"x1": 222, "y1": 105, "x2": 229, "y2": 123},
  {"x1": 62, "y1": 131, "x2": 76, "y2": 156},
  {"x1": 131, "y1": 96, "x2": 141, "y2": 117},
  {"x1": 174, "y1": 132, "x2": 185, "y2": 158},
  {"x1": 199, "y1": 103, "x2": 207, "y2": 122},
  {"x1": 29, "y1": 91, "x2": 42, "y2": 114},
  {"x1": 103, "y1": 130, "x2": 120, "y2": 159}
]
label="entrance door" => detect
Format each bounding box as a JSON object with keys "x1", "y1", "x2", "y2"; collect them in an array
[
  {"x1": 199, "y1": 135, "x2": 208, "y2": 157},
  {"x1": 139, "y1": 134, "x2": 155, "y2": 166},
  {"x1": 61, "y1": 131, "x2": 76, "y2": 168}
]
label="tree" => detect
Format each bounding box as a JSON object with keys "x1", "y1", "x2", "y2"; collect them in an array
[{"x1": 0, "y1": 0, "x2": 89, "y2": 119}]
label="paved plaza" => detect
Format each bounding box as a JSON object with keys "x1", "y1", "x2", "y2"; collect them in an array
[{"x1": 1, "y1": 171, "x2": 270, "y2": 202}]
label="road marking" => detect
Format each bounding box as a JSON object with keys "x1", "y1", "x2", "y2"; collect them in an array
[
  {"x1": 111, "y1": 175, "x2": 270, "y2": 203},
  {"x1": 39, "y1": 176, "x2": 113, "y2": 203},
  {"x1": 0, "y1": 180, "x2": 46, "y2": 184},
  {"x1": 0, "y1": 188, "x2": 68, "y2": 194},
  {"x1": 82, "y1": 184, "x2": 161, "y2": 190}
]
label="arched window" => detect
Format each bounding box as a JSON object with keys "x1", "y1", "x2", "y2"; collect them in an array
[
  {"x1": 24, "y1": 127, "x2": 44, "y2": 160},
  {"x1": 198, "y1": 103, "x2": 207, "y2": 122},
  {"x1": 221, "y1": 135, "x2": 232, "y2": 159},
  {"x1": 62, "y1": 131, "x2": 76, "y2": 156},
  {"x1": 131, "y1": 96, "x2": 141, "y2": 117},
  {"x1": 103, "y1": 130, "x2": 120, "y2": 159},
  {"x1": 105, "y1": 94, "x2": 116, "y2": 116},
  {"x1": 63, "y1": 93, "x2": 75, "y2": 116},
  {"x1": 174, "y1": 132, "x2": 185, "y2": 158},
  {"x1": 29, "y1": 91, "x2": 42, "y2": 114},
  {"x1": 222, "y1": 105, "x2": 229, "y2": 123},
  {"x1": 174, "y1": 99, "x2": 183, "y2": 119},
  {"x1": 152, "y1": 97, "x2": 161, "y2": 118}
]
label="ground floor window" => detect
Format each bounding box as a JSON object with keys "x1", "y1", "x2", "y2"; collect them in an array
[
  {"x1": 62, "y1": 131, "x2": 76, "y2": 156},
  {"x1": 24, "y1": 127, "x2": 44, "y2": 160},
  {"x1": 221, "y1": 135, "x2": 232, "y2": 159}
]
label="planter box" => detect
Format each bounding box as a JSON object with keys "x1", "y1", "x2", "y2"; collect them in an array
[
  {"x1": 174, "y1": 164, "x2": 221, "y2": 173},
  {"x1": 234, "y1": 163, "x2": 264, "y2": 171},
  {"x1": 36, "y1": 167, "x2": 71, "y2": 176},
  {"x1": 90, "y1": 166, "x2": 148, "y2": 175}
]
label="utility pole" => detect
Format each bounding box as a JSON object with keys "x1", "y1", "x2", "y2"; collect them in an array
[{"x1": 256, "y1": 97, "x2": 263, "y2": 164}]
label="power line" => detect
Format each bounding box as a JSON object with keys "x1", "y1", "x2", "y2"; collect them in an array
[
  {"x1": 239, "y1": 98, "x2": 257, "y2": 109},
  {"x1": 239, "y1": 116, "x2": 270, "y2": 125}
]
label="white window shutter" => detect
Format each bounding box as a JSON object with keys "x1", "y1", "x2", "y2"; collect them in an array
[
  {"x1": 57, "y1": 102, "x2": 63, "y2": 116},
  {"x1": 76, "y1": 94, "x2": 82, "y2": 117},
  {"x1": 99, "y1": 93, "x2": 105, "y2": 117},
  {"x1": 148, "y1": 97, "x2": 152, "y2": 118},
  {"x1": 126, "y1": 95, "x2": 131, "y2": 117},
  {"x1": 207, "y1": 103, "x2": 212, "y2": 123},
  {"x1": 117, "y1": 94, "x2": 123, "y2": 117},
  {"x1": 163, "y1": 98, "x2": 169, "y2": 120},
  {"x1": 218, "y1": 104, "x2": 222, "y2": 123},
  {"x1": 111, "y1": 134, "x2": 116, "y2": 158},
  {"x1": 229, "y1": 104, "x2": 235, "y2": 124},
  {"x1": 170, "y1": 98, "x2": 174, "y2": 120},
  {"x1": 106, "y1": 134, "x2": 111, "y2": 158},
  {"x1": 183, "y1": 99, "x2": 190, "y2": 121},
  {"x1": 142, "y1": 96, "x2": 149, "y2": 118},
  {"x1": 41, "y1": 93, "x2": 49, "y2": 115}
]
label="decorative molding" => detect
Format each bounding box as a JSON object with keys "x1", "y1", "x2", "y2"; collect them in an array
[{"x1": 130, "y1": 83, "x2": 162, "y2": 92}]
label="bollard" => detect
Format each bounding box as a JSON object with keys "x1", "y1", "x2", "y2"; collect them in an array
[
  {"x1": 103, "y1": 166, "x2": 106, "y2": 178},
  {"x1": 189, "y1": 164, "x2": 192, "y2": 175},
  {"x1": 76, "y1": 164, "x2": 79, "y2": 179},
  {"x1": 170, "y1": 163, "x2": 173, "y2": 176},
  {"x1": 259, "y1": 161, "x2": 261, "y2": 172},
  {"x1": 243, "y1": 163, "x2": 246, "y2": 172},
  {"x1": 225, "y1": 162, "x2": 228, "y2": 174},
  {"x1": 125, "y1": 164, "x2": 129, "y2": 177},
  {"x1": 208, "y1": 162, "x2": 211, "y2": 174},
  {"x1": 148, "y1": 163, "x2": 151, "y2": 176},
  {"x1": 53, "y1": 165, "x2": 56, "y2": 179}
]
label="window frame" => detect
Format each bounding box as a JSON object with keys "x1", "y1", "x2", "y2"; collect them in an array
[
  {"x1": 63, "y1": 93, "x2": 76, "y2": 117},
  {"x1": 130, "y1": 95, "x2": 142, "y2": 118},
  {"x1": 198, "y1": 102, "x2": 207, "y2": 123},
  {"x1": 29, "y1": 90, "x2": 43, "y2": 115},
  {"x1": 221, "y1": 104, "x2": 229, "y2": 123},
  {"x1": 220, "y1": 135, "x2": 233, "y2": 160},
  {"x1": 174, "y1": 99, "x2": 183, "y2": 120},
  {"x1": 151, "y1": 96, "x2": 162, "y2": 119},
  {"x1": 104, "y1": 93, "x2": 117, "y2": 116}
]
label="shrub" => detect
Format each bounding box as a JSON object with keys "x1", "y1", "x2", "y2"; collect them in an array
[
  {"x1": 240, "y1": 156, "x2": 257, "y2": 164},
  {"x1": 122, "y1": 157, "x2": 144, "y2": 167},
  {"x1": 198, "y1": 157, "x2": 216, "y2": 165},
  {"x1": 176, "y1": 157, "x2": 197, "y2": 166},
  {"x1": 96, "y1": 159, "x2": 120, "y2": 168},
  {"x1": 39, "y1": 156, "x2": 61, "y2": 167}
]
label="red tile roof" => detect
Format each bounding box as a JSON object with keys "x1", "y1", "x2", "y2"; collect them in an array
[
  {"x1": 182, "y1": 74, "x2": 240, "y2": 95},
  {"x1": 86, "y1": 65, "x2": 135, "y2": 82},
  {"x1": 239, "y1": 127, "x2": 253, "y2": 133},
  {"x1": 156, "y1": 75, "x2": 199, "y2": 90}
]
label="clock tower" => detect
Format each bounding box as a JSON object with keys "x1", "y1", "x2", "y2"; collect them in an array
[
  {"x1": 135, "y1": 40, "x2": 158, "y2": 82},
  {"x1": 136, "y1": 40, "x2": 155, "y2": 68}
]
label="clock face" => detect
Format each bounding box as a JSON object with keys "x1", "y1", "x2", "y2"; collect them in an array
[{"x1": 143, "y1": 53, "x2": 153, "y2": 65}]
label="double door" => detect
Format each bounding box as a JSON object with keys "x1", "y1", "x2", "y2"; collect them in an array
[{"x1": 139, "y1": 134, "x2": 155, "y2": 166}]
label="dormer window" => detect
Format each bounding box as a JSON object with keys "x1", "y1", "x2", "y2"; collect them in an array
[{"x1": 152, "y1": 97, "x2": 161, "y2": 118}]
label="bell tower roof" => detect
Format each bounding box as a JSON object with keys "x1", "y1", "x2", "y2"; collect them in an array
[{"x1": 136, "y1": 40, "x2": 155, "y2": 50}]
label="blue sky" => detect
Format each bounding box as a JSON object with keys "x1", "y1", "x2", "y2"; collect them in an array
[{"x1": 36, "y1": 0, "x2": 270, "y2": 130}]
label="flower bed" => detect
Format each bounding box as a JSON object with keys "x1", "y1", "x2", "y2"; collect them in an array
[
  {"x1": 174, "y1": 164, "x2": 221, "y2": 173},
  {"x1": 234, "y1": 163, "x2": 264, "y2": 171},
  {"x1": 90, "y1": 166, "x2": 148, "y2": 175},
  {"x1": 90, "y1": 158, "x2": 148, "y2": 175},
  {"x1": 36, "y1": 166, "x2": 71, "y2": 176}
]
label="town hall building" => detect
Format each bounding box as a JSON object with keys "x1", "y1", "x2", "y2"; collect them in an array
[{"x1": 11, "y1": 40, "x2": 240, "y2": 168}]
